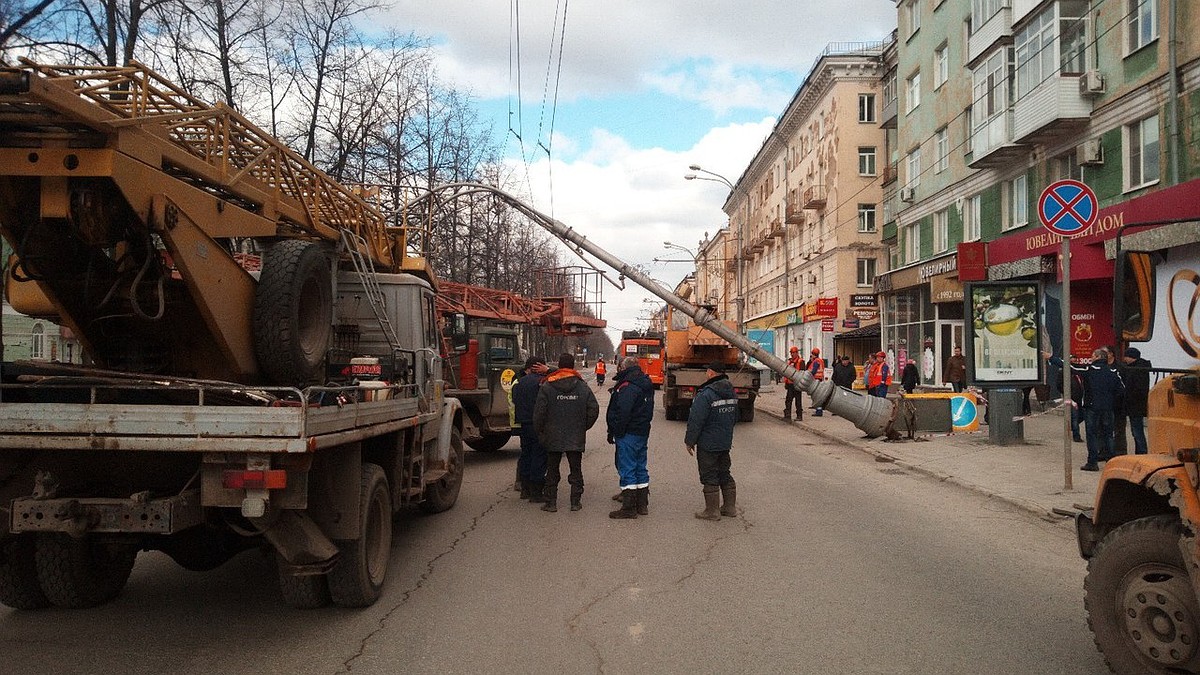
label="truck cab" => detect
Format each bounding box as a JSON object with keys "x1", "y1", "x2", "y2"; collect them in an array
[{"x1": 444, "y1": 325, "x2": 521, "y2": 451}]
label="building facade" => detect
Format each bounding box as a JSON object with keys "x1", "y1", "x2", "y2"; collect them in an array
[
  {"x1": 722, "y1": 41, "x2": 891, "y2": 366},
  {"x1": 878, "y1": 0, "x2": 1200, "y2": 386}
]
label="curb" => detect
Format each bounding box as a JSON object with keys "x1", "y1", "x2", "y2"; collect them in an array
[{"x1": 759, "y1": 404, "x2": 1071, "y2": 524}]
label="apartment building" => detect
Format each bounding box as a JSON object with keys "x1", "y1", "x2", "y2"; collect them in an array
[
  {"x1": 878, "y1": 0, "x2": 1200, "y2": 384},
  {"x1": 722, "y1": 41, "x2": 890, "y2": 364}
]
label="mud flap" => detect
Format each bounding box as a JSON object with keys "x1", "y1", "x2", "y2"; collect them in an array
[{"x1": 254, "y1": 510, "x2": 339, "y2": 567}]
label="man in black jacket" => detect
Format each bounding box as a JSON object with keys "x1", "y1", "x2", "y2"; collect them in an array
[
  {"x1": 1121, "y1": 347, "x2": 1152, "y2": 455},
  {"x1": 533, "y1": 353, "x2": 599, "y2": 512},
  {"x1": 685, "y1": 361, "x2": 740, "y2": 521},
  {"x1": 831, "y1": 355, "x2": 857, "y2": 390},
  {"x1": 512, "y1": 356, "x2": 550, "y2": 503},
  {"x1": 606, "y1": 357, "x2": 655, "y2": 519}
]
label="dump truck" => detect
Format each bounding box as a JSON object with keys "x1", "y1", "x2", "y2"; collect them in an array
[
  {"x1": 617, "y1": 330, "x2": 665, "y2": 387},
  {"x1": 0, "y1": 61, "x2": 466, "y2": 609},
  {"x1": 1073, "y1": 233, "x2": 1200, "y2": 673}
]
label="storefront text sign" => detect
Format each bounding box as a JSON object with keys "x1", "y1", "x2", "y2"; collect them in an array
[
  {"x1": 918, "y1": 254, "x2": 957, "y2": 280},
  {"x1": 801, "y1": 297, "x2": 839, "y2": 322},
  {"x1": 850, "y1": 294, "x2": 877, "y2": 308}
]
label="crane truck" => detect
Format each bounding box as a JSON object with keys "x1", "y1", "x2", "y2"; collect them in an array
[
  {"x1": 1072, "y1": 229, "x2": 1200, "y2": 673},
  {"x1": 0, "y1": 61, "x2": 466, "y2": 609}
]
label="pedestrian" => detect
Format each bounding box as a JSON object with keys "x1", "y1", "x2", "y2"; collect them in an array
[
  {"x1": 512, "y1": 356, "x2": 551, "y2": 503},
  {"x1": 594, "y1": 357, "x2": 607, "y2": 387},
  {"x1": 783, "y1": 346, "x2": 805, "y2": 421},
  {"x1": 831, "y1": 355, "x2": 857, "y2": 390},
  {"x1": 1104, "y1": 346, "x2": 1128, "y2": 455},
  {"x1": 685, "y1": 361, "x2": 740, "y2": 521},
  {"x1": 1121, "y1": 347, "x2": 1152, "y2": 455},
  {"x1": 1052, "y1": 349, "x2": 1124, "y2": 471},
  {"x1": 807, "y1": 348, "x2": 826, "y2": 416},
  {"x1": 533, "y1": 353, "x2": 600, "y2": 512},
  {"x1": 901, "y1": 359, "x2": 919, "y2": 394},
  {"x1": 866, "y1": 351, "x2": 892, "y2": 398},
  {"x1": 606, "y1": 356, "x2": 654, "y2": 519},
  {"x1": 944, "y1": 346, "x2": 966, "y2": 393}
]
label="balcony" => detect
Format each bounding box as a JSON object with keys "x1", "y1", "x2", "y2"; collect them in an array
[
  {"x1": 802, "y1": 185, "x2": 827, "y2": 210},
  {"x1": 967, "y1": 6, "x2": 1013, "y2": 66},
  {"x1": 785, "y1": 203, "x2": 806, "y2": 225},
  {"x1": 880, "y1": 163, "x2": 899, "y2": 186},
  {"x1": 1012, "y1": 76, "x2": 1092, "y2": 144},
  {"x1": 968, "y1": 110, "x2": 1029, "y2": 169},
  {"x1": 880, "y1": 96, "x2": 897, "y2": 129}
]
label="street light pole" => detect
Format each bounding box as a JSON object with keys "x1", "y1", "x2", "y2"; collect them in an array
[{"x1": 685, "y1": 166, "x2": 747, "y2": 338}]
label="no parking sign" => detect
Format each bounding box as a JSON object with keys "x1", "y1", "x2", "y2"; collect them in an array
[{"x1": 1038, "y1": 179, "x2": 1098, "y2": 237}]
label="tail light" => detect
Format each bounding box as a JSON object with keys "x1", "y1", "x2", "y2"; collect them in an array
[{"x1": 222, "y1": 469, "x2": 287, "y2": 490}]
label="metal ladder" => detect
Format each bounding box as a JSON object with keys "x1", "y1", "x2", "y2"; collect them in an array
[{"x1": 339, "y1": 229, "x2": 401, "y2": 353}]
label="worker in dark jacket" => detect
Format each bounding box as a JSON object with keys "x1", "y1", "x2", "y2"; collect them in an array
[
  {"x1": 1052, "y1": 349, "x2": 1124, "y2": 471},
  {"x1": 831, "y1": 355, "x2": 857, "y2": 390},
  {"x1": 533, "y1": 353, "x2": 599, "y2": 512},
  {"x1": 606, "y1": 357, "x2": 654, "y2": 519},
  {"x1": 685, "y1": 361, "x2": 739, "y2": 521},
  {"x1": 512, "y1": 356, "x2": 550, "y2": 503},
  {"x1": 1121, "y1": 347, "x2": 1152, "y2": 455}
]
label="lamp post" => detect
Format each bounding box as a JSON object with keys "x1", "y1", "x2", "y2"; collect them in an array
[{"x1": 685, "y1": 165, "x2": 747, "y2": 337}]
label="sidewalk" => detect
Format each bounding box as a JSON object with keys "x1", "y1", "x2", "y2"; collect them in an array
[{"x1": 754, "y1": 382, "x2": 1102, "y2": 523}]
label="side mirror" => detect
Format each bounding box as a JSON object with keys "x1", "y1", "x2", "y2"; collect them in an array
[{"x1": 1117, "y1": 251, "x2": 1154, "y2": 342}]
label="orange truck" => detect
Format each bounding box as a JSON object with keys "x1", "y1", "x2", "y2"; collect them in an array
[
  {"x1": 660, "y1": 305, "x2": 760, "y2": 422},
  {"x1": 1075, "y1": 237, "x2": 1200, "y2": 672},
  {"x1": 617, "y1": 330, "x2": 665, "y2": 387}
]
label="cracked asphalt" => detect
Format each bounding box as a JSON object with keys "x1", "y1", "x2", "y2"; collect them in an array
[{"x1": 0, "y1": 385, "x2": 1106, "y2": 674}]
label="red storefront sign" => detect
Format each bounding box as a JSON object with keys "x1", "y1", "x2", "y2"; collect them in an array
[
  {"x1": 821, "y1": 318, "x2": 835, "y2": 332},
  {"x1": 801, "y1": 297, "x2": 839, "y2": 322},
  {"x1": 989, "y1": 178, "x2": 1200, "y2": 273},
  {"x1": 1068, "y1": 281, "x2": 1114, "y2": 358},
  {"x1": 957, "y1": 241, "x2": 987, "y2": 281}
]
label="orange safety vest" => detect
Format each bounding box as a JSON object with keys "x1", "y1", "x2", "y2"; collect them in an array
[
  {"x1": 595, "y1": 360, "x2": 606, "y2": 375},
  {"x1": 784, "y1": 356, "x2": 804, "y2": 385},
  {"x1": 867, "y1": 361, "x2": 891, "y2": 388},
  {"x1": 808, "y1": 357, "x2": 825, "y2": 381}
]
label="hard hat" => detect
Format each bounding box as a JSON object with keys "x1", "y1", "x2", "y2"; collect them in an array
[
  {"x1": 811, "y1": 348, "x2": 820, "y2": 355},
  {"x1": 877, "y1": 351, "x2": 887, "y2": 357},
  {"x1": 789, "y1": 346, "x2": 799, "y2": 353}
]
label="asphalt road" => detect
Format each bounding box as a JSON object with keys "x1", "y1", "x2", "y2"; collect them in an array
[{"x1": 0, "y1": 386, "x2": 1108, "y2": 674}]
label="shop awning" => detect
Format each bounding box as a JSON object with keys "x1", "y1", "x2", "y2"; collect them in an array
[{"x1": 833, "y1": 323, "x2": 880, "y2": 340}]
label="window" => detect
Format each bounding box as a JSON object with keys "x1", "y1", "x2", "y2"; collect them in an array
[
  {"x1": 30, "y1": 324, "x2": 45, "y2": 360},
  {"x1": 1016, "y1": 1, "x2": 1089, "y2": 99},
  {"x1": 1004, "y1": 174, "x2": 1027, "y2": 231},
  {"x1": 1126, "y1": 114, "x2": 1160, "y2": 190},
  {"x1": 906, "y1": 148, "x2": 922, "y2": 188},
  {"x1": 935, "y1": 127, "x2": 949, "y2": 173},
  {"x1": 857, "y1": 258, "x2": 877, "y2": 287},
  {"x1": 858, "y1": 147, "x2": 877, "y2": 176},
  {"x1": 883, "y1": 74, "x2": 897, "y2": 109},
  {"x1": 971, "y1": 0, "x2": 1006, "y2": 28},
  {"x1": 859, "y1": 93, "x2": 876, "y2": 123},
  {"x1": 906, "y1": 1, "x2": 922, "y2": 37},
  {"x1": 972, "y1": 48, "x2": 1012, "y2": 137},
  {"x1": 858, "y1": 204, "x2": 877, "y2": 233},
  {"x1": 903, "y1": 222, "x2": 921, "y2": 264},
  {"x1": 934, "y1": 44, "x2": 949, "y2": 88},
  {"x1": 906, "y1": 71, "x2": 921, "y2": 112},
  {"x1": 1057, "y1": 150, "x2": 1082, "y2": 181},
  {"x1": 963, "y1": 194, "x2": 981, "y2": 242},
  {"x1": 1127, "y1": 0, "x2": 1158, "y2": 54},
  {"x1": 933, "y1": 210, "x2": 949, "y2": 253}
]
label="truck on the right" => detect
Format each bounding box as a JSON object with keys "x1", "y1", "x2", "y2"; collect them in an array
[{"x1": 1076, "y1": 239, "x2": 1200, "y2": 673}]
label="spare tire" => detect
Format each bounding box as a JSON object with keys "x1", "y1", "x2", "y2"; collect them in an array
[{"x1": 254, "y1": 240, "x2": 333, "y2": 385}]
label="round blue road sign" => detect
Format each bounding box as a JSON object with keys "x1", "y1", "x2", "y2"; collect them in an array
[
  {"x1": 1038, "y1": 179, "x2": 1098, "y2": 237},
  {"x1": 950, "y1": 395, "x2": 977, "y2": 430}
]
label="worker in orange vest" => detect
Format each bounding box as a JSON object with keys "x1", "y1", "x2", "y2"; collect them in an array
[
  {"x1": 807, "y1": 348, "x2": 826, "y2": 416},
  {"x1": 784, "y1": 346, "x2": 805, "y2": 421},
  {"x1": 594, "y1": 357, "x2": 607, "y2": 387},
  {"x1": 866, "y1": 351, "x2": 892, "y2": 398}
]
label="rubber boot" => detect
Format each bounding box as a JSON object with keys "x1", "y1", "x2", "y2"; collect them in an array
[
  {"x1": 541, "y1": 485, "x2": 557, "y2": 512},
  {"x1": 519, "y1": 481, "x2": 531, "y2": 500},
  {"x1": 636, "y1": 486, "x2": 649, "y2": 516},
  {"x1": 529, "y1": 482, "x2": 547, "y2": 504},
  {"x1": 608, "y1": 489, "x2": 638, "y2": 519},
  {"x1": 720, "y1": 481, "x2": 737, "y2": 517},
  {"x1": 569, "y1": 485, "x2": 583, "y2": 511},
  {"x1": 694, "y1": 485, "x2": 721, "y2": 521}
]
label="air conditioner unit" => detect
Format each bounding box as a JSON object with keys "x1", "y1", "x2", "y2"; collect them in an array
[
  {"x1": 899, "y1": 187, "x2": 916, "y2": 203},
  {"x1": 1077, "y1": 139, "x2": 1104, "y2": 166},
  {"x1": 1078, "y1": 70, "x2": 1105, "y2": 97}
]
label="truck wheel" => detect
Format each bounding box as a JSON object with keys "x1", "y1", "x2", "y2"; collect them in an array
[
  {"x1": 421, "y1": 426, "x2": 464, "y2": 514},
  {"x1": 35, "y1": 534, "x2": 137, "y2": 608},
  {"x1": 276, "y1": 553, "x2": 331, "y2": 609},
  {"x1": 254, "y1": 240, "x2": 332, "y2": 385},
  {"x1": 1085, "y1": 514, "x2": 1200, "y2": 673},
  {"x1": 739, "y1": 402, "x2": 755, "y2": 423},
  {"x1": 0, "y1": 535, "x2": 49, "y2": 609},
  {"x1": 466, "y1": 431, "x2": 511, "y2": 452},
  {"x1": 328, "y1": 463, "x2": 391, "y2": 607}
]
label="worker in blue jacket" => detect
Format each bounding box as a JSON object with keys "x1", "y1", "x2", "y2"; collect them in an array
[
  {"x1": 685, "y1": 361, "x2": 740, "y2": 521},
  {"x1": 606, "y1": 357, "x2": 655, "y2": 519}
]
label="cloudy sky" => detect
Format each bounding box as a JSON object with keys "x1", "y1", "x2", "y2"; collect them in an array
[{"x1": 384, "y1": 1, "x2": 898, "y2": 347}]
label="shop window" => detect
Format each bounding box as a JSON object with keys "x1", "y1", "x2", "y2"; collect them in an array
[
  {"x1": 1126, "y1": 0, "x2": 1158, "y2": 55},
  {"x1": 1125, "y1": 114, "x2": 1160, "y2": 191}
]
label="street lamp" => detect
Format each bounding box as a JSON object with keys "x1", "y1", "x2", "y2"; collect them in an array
[{"x1": 685, "y1": 165, "x2": 747, "y2": 338}]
